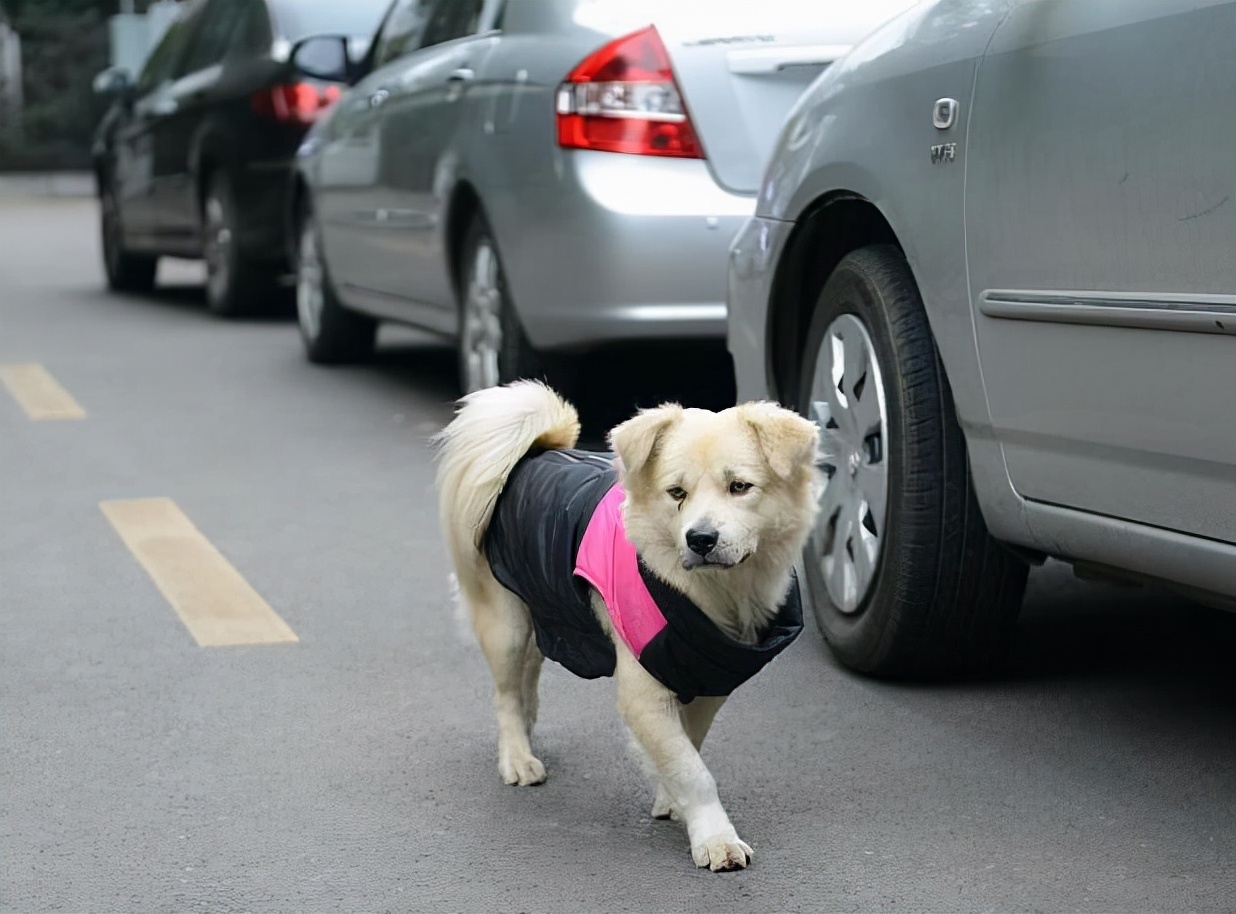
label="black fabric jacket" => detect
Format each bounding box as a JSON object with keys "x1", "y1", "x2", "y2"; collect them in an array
[
  {"x1": 482, "y1": 448, "x2": 803, "y2": 702},
  {"x1": 484, "y1": 448, "x2": 619, "y2": 679}
]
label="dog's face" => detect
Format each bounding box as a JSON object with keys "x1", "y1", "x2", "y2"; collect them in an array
[{"x1": 609, "y1": 402, "x2": 821, "y2": 574}]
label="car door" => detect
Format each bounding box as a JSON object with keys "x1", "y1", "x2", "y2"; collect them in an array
[
  {"x1": 149, "y1": 0, "x2": 244, "y2": 247},
  {"x1": 313, "y1": 0, "x2": 433, "y2": 308},
  {"x1": 110, "y1": 16, "x2": 194, "y2": 243},
  {"x1": 965, "y1": 0, "x2": 1236, "y2": 544},
  {"x1": 363, "y1": 0, "x2": 495, "y2": 312}
]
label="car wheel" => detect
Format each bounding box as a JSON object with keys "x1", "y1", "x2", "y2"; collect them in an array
[
  {"x1": 296, "y1": 204, "x2": 377, "y2": 364},
  {"x1": 100, "y1": 186, "x2": 157, "y2": 293},
  {"x1": 457, "y1": 215, "x2": 542, "y2": 394},
  {"x1": 796, "y1": 244, "x2": 1028, "y2": 679},
  {"x1": 202, "y1": 173, "x2": 272, "y2": 317}
]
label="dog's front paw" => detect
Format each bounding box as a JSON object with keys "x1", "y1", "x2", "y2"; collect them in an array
[
  {"x1": 498, "y1": 750, "x2": 547, "y2": 786},
  {"x1": 691, "y1": 832, "x2": 753, "y2": 872}
]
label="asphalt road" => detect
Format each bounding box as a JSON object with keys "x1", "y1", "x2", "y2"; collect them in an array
[{"x1": 2, "y1": 196, "x2": 1234, "y2": 913}]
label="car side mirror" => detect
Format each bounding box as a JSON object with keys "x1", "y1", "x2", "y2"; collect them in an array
[
  {"x1": 290, "y1": 34, "x2": 354, "y2": 83},
  {"x1": 93, "y1": 66, "x2": 134, "y2": 98}
]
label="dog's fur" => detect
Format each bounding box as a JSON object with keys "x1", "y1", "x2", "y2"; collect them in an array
[{"x1": 434, "y1": 381, "x2": 820, "y2": 870}]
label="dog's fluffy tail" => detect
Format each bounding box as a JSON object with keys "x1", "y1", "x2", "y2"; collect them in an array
[{"x1": 433, "y1": 381, "x2": 580, "y2": 582}]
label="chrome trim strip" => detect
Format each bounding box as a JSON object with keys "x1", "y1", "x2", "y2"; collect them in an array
[{"x1": 980, "y1": 290, "x2": 1236, "y2": 336}]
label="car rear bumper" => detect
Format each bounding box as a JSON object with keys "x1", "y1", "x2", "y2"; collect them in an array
[
  {"x1": 727, "y1": 213, "x2": 793, "y2": 402},
  {"x1": 491, "y1": 151, "x2": 755, "y2": 350}
]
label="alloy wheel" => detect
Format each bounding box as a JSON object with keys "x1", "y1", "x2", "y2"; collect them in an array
[
  {"x1": 296, "y1": 221, "x2": 324, "y2": 342},
  {"x1": 806, "y1": 313, "x2": 890, "y2": 613},
  {"x1": 460, "y1": 238, "x2": 503, "y2": 392},
  {"x1": 203, "y1": 194, "x2": 231, "y2": 304}
]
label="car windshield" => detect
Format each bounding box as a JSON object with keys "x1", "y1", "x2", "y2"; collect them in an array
[{"x1": 270, "y1": 0, "x2": 391, "y2": 41}]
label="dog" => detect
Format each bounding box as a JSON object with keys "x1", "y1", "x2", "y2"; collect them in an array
[{"x1": 433, "y1": 381, "x2": 820, "y2": 871}]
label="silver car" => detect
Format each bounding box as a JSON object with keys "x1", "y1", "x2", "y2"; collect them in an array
[
  {"x1": 728, "y1": 0, "x2": 1236, "y2": 678},
  {"x1": 288, "y1": 0, "x2": 915, "y2": 391}
]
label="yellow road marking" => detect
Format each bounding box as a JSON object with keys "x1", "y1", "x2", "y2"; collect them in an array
[
  {"x1": 0, "y1": 363, "x2": 85, "y2": 419},
  {"x1": 100, "y1": 497, "x2": 298, "y2": 647}
]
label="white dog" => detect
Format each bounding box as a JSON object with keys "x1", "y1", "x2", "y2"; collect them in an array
[{"x1": 433, "y1": 381, "x2": 820, "y2": 870}]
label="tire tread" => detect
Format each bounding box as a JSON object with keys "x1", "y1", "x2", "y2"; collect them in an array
[
  {"x1": 204, "y1": 173, "x2": 282, "y2": 318},
  {"x1": 297, "y1": 204, "x2": 377, "y2": 364},
  {"x1": 799, "y1": 244, "x2": 1028, "y2": 680}
]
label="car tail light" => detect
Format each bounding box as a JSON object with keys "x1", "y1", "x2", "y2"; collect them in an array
[
  {"x1": 555, "y1": 25, "x2": 704, "y2": 159},
  {"x1": 251, "y1": 83, "x2": 341, "y2": 124}
]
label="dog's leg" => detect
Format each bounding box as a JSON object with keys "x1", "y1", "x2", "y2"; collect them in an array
[
  {"x1": 614, "y1": 651, "x2": 750, "y2": 871},
  {"x1": 470, "y1": 586, "x2": 547, "y2": 786},
  {"x1": 651, "y1": 695, "x2": 727, "y2": 820},
  {"x1": 521, "y1": 636, "x2": 544, "y2": 735}
]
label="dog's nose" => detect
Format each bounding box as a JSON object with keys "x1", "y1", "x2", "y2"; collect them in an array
[{"x1": 686, "y1": 528, "x2": 718, "y2": 557}]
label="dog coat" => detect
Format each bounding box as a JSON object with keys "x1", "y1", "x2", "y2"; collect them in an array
[{"x1": 482, "y1": 448, "x2": 803, "y2": 703}]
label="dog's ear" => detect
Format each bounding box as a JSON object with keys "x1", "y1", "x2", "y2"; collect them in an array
[
  {"x1": 738, "y1": 401, "x2": 819, "y2": 480},
  {"x1": 608, "y1": 404, "x2": 683, "y2": 482}
]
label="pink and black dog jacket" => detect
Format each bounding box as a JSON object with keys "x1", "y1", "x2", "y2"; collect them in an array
[{"x1": 482, "y1": 448, "x2": 802, "y2": 703}]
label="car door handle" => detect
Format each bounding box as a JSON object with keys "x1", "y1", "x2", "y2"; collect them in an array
[{"x1": 447, "y1": 68, "x2": 475, "y2": 82}]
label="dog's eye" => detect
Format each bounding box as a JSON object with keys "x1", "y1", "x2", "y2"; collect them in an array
[
  {"x1": 728, "y1": 480, "x2": 754, "y2": 496},
  {"x1": 666, "y1": 486, "x2": 688, "y2": 502}
]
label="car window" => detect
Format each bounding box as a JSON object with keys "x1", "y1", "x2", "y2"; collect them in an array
[
  {"x1": 178, "y1": 0, "x2": 242, "y2": 75},
  {"x1": 420, "y1": 0, "x2": 483, "y2": 48},
  {"x1": 228, "y1": 0, "x2": 273, "y2": 59},
  {"x1": 268, "y1": 0, "x2": 390, "y2": 43},
  {"x1": 136, "y1": 18, "x2": 192, "y2": 91},
  {"x1": 372, "y1": 0, "x2": 433, "y2": 68},
  {"x1": 490, "y1": 0, "x2": 509, "y2": 31}
]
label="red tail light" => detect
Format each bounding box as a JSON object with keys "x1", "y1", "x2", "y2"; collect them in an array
[
  {"x1": 251, "y1": 83, "x2": 340, "y2": 124},
  {"x1": 555, "y1": 25, "x2": 704, "y2": 159}
]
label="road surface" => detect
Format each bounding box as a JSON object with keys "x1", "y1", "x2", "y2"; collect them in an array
[{"x1": 2, "y1": 195, "x2": 1233, "y2": 912}]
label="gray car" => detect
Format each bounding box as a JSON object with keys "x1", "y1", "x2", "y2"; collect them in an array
[
  {"x1": 287, "y1": 0, "x2": 915, "y2": 392},
  {"x1": 727, "y1": 0, "x2": 1236, "y2": 678}
]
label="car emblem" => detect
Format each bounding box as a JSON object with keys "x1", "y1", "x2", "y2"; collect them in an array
[
  {"x1": 930, "y1": 143, "x2": 957, "y2": 164},
  {"x1": 932, "y1": 97, "x2": 958, "y2": 129}
]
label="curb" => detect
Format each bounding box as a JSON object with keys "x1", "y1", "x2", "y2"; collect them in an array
[{"x1": 0, "y1": 171, "x2": 96, "y2": 198}]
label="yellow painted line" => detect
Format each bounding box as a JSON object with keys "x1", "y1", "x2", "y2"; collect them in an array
[
  {"x1": 100, "y1": 497, "x2": 298, "y2": 647},
  {"x1": 0, "y1": 363, "x2": 85, "y2": 419}
]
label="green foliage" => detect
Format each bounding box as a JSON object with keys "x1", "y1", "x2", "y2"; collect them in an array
[
  {"x1": 2, "y1": 2, "x2": 159, "y2": 19},
  {"x1": 0, "y1": 0, "x2": 134, "y2": 169}
]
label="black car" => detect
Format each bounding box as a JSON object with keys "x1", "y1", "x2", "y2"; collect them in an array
[{"x1": 91, "y1": 0, "x2": 388, "y2": 315}]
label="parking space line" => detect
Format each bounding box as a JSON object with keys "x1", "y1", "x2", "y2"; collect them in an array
[
  {"x1": 100, "y1": 497, "x2": 299, "y2": 647},
  {"x1": 0, "y1": 363, "x2": 85, "y2": 419}
]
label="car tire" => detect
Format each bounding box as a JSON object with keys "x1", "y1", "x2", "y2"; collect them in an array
[
  {"x1": 202, "y1": 172, "x2": 275, "y2": 317},
  {"x1": 796, "y1": 244, "x2": 1028, "y2": 679},
  {"x1": 100, "y1": 185, "x2": 157, "y2": 294},
  {"x1": 295, "y1": 202, "x2": 377, "y2": 364},
  {"x1": 456, "y1": 214, "x2": 543, "y2": 394}
]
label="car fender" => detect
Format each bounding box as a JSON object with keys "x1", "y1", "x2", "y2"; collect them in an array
[
  {"x1": 758, "y1": 0, "x2": 1034, "y2": 544},
  {"x1": 190, "y1": 119, "x2": 241, "y2": 208}
]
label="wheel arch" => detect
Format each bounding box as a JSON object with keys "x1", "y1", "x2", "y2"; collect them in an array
[
  {"x1": 769, "y1": 190, "x2": 1041, "y2": 564},
  {"x1": 286, "y1": 172, "x2": 312, "y2": 268},
  {"x1": 195, "y1": 153, "x2": 222, "y2": 214},
  {"x1": 444, "y1": 180, "x2": 483, "y2": 302},
  {"x1": 92, "y1": 155, "x2": 109, "y2": 198},
  {"x1": 766, "y1": 193, "x2": 901, "y2": 410},
  {"x1": 191, "y1": 126, "x2": 239, "y2": 217}
]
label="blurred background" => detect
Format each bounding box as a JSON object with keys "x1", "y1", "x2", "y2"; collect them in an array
[
  {"x1": 0, "y1": 0, "x2": 178, "y2": 171},
  {"x1": 0, "y1": 0, "x2": 739, "y2": 434}
]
